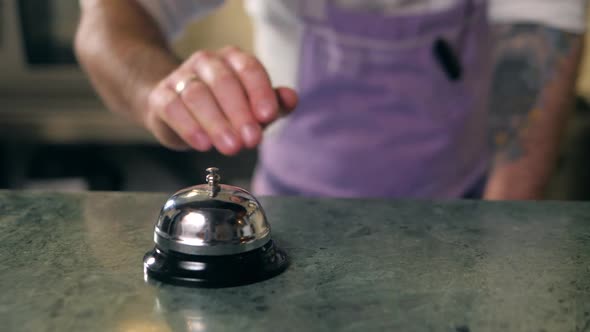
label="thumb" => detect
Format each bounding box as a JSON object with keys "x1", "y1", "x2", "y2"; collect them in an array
[{"x1": 275, "y1": 87, "x2": 298, "y2": 116}]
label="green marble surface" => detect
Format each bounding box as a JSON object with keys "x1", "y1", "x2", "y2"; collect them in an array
[{"x1": 0, "y1": 190, "x2": 589, "y2": 332}]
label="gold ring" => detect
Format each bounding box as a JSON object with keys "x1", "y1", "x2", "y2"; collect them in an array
[{"x1": 174, "y1": 75, "x2": 199, "y2": 95}]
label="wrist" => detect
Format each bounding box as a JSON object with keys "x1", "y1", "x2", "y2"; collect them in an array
[{"x1": 124, "y1": 44, "x2": 180, "y2": 126}]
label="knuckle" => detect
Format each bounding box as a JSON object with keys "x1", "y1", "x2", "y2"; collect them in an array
[
  {"x1": 183, "y1": 81, "x2": 209, "y2": 99},
  {"x1": 186, "y1": 127, "x2": 205, "y2": 141},
  {"x1": 229, "y1": 105, "x2": 256, "y2": 122},
  {"x1": 147, "y1": 88, "x2": 170, "y2": 113},
  {"x1": 212, "y1": 125, "x2": 232, "y2": 137},
  {"x1": 211, "y1": 70, "x2": 236, "y2": 87},
  {"x1": 236, "y1": 56, "x2": 262, "y2": 75},
  {"x1": 220, "y1": 45, "x2": 241, "y2": 55},
  {"x1": 190, "y1": 50, "x2": 214, "y2": 65},
  {"x1": 146, "y1": 88, "x2": 161, "y2": 108},
  {"x1": 161, "y1": 102, "x2": 177, "y2": 118}
]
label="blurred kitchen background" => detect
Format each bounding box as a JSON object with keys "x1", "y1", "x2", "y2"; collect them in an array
[{"x1": 0, "y1": 0, "x2": 590, "y2": 199}]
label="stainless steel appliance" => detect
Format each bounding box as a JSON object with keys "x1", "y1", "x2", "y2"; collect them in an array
[{"x1": 0, "y1": 0, "x2": 93, "y2": 97}]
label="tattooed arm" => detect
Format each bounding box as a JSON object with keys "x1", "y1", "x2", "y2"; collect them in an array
[{"x1": 484, "y1": 24, "x2": 583, "y2": 200}]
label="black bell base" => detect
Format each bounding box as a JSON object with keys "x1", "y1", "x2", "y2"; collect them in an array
[{"x1": 143, "y1": 240, "x2": 288, "y2": 288}]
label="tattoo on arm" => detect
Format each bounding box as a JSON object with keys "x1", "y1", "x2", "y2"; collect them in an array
[{"x1": 488, "y1": 24, "x2": 578, "y2": 163}]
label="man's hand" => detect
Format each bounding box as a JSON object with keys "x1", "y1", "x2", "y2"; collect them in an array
[
  {"x1": 144, "y1": 47, "x2": 298, "y2": 154},
  {"x1": 75, "y1": 0, "x2": 297, "y2": 156}
]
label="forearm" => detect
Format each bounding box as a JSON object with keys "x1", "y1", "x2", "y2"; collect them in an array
[
  {"x1": 75, "y1": 0, "x2": 180, "y2": 125},
  {"x1": 484, "y1": 24, "x2": 583, "y2": 200}
]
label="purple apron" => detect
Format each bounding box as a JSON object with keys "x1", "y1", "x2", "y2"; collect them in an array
[{"x1": 253, "y1": 0, "x2": 491, "y2": 198}]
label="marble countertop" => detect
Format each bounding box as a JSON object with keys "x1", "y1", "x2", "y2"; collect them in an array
[{"x1": 0, "y1": 191, "x2": 589, "y2": 331}]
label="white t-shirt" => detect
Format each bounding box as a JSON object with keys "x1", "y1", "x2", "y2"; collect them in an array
[{"x1": 138, "y1": 0, "x2": 587, "y2": 88}]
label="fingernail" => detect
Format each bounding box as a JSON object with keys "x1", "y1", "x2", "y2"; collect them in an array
[
  {"x1": 241, "y1": 123, "x2": 261, "y2": 147},
  {"x1": 258, "y1": 102, "x2": 276, "y2": 121},
  {"x1": 191, "y1": 130, "x2": 212, "y2": 151},
  {"x1": 219, "y1": 131, "x2": 239, "y2": 151}
]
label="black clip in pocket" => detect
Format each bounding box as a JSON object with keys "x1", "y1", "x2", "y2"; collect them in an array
[{"x1": 433, "y1": 38, "x2": 463, "y2": 81}]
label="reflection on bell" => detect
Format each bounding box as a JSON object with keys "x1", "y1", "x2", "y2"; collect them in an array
[{"x1": 143, "y1": 167, "x2": 288, "y2": 287}]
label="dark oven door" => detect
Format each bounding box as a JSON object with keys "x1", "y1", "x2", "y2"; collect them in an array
[{"x1": 18, "y1": 0, "x2": 79, "y2": 66}]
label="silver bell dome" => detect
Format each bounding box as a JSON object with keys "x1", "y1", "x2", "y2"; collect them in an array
[{"x1": 153, "y1": 167, "x2": 271, "y2": 256}]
